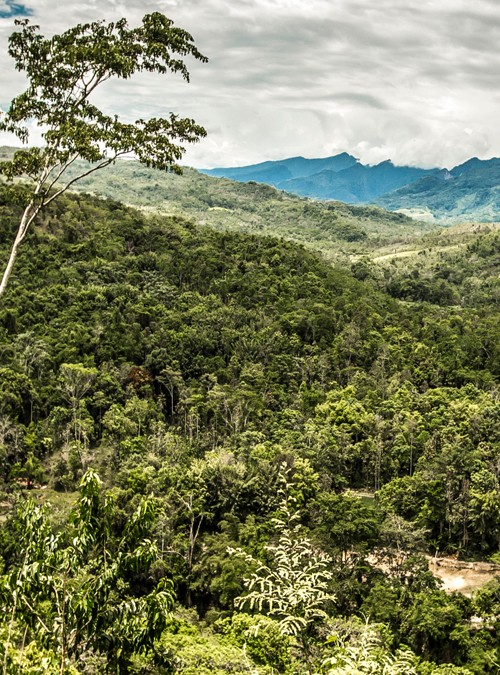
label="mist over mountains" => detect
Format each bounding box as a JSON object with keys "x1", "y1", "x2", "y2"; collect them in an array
[{"x1": 202, "y1": 154, "x2": 500, "y2": 223}]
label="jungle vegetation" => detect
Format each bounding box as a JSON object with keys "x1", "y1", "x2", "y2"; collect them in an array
[{"x1": 0, "y1": 182, "x2": 499, "y2": 673}]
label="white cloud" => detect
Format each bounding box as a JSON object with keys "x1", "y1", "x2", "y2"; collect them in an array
[{"x1": 0, "y1": 0, "x2": 499, "y2": 169}]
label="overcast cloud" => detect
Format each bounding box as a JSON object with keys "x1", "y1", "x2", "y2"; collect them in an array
[{"x1": 1, "y1": 0, "x2": 499, "y2": 169}]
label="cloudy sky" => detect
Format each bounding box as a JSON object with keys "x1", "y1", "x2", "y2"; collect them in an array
[{"x1": 1, "y1": 0, "x2": 499, "y2": 169}]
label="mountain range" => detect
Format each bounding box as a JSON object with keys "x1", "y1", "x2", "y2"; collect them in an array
[{"x1": 202, "y1": 154, "x2": 500, "y2": 223}]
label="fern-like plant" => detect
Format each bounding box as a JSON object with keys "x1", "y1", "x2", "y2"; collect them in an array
[
  {"x1": 321, "y1": 623, "x2": 418, "y2": 674},
  {"x1": 229, "y1": 472, "x2": 335, "y2": 671}
]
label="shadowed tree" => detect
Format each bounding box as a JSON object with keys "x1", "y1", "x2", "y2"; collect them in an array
[{"x1": 0, "y1": 12, "x2": 207, "y2": 296}]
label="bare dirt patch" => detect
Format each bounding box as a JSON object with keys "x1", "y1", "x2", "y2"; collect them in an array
[{"x1": 429, "y1": 557, "x2": 500, "y2": 596}]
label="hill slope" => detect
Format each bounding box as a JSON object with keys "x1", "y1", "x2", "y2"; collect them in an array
[{"x1": 50, "y1": 157, "x2": 435, "y2": 265}]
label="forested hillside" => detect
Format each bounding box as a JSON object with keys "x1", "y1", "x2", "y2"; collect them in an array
[
  {"x1": 0, "y1": 184, "x2": 499, "y2": 673},
  {"x1": 52, "y1": 152, "x2": 500, "y2": 307},
  {"x1": 48, "y1": 153, "x2": 436, "y2": 246}
]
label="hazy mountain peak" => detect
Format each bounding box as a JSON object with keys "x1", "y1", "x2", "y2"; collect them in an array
[{"x1": 450, "y1": 156, "x2": 500, "y2": 177}]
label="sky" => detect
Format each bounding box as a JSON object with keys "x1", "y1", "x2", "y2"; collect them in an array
[{"x1": 0, "y1": 0, "x2": 499, "y2": 170}]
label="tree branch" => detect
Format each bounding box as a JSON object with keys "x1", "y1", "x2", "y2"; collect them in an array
[
  {"x1": 44, "y1": 153, "x2": 80, "y2": 195},
  {"x1": 42, "y1": 154, "x2": 126, "y2": 207}
]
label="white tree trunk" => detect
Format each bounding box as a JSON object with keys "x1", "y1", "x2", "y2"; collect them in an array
[{"x1": 0, "y1": 204, "x2": 34, "y2": 298}]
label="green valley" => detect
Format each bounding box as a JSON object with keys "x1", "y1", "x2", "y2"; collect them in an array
[
  {"x1": 59, "y1": 155, "x2": 500, "y2": 310},
  {"x1": 0, "y1": 176, "x2": 499, "y2": 673},
  {"x1": 59, "y1": 156, "x2": 436, "y2": 256}
]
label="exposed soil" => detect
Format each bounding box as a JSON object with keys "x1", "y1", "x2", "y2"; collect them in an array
[
  {"x1": 428, "y1": 557, "x2": 500, "y2": 596},
  {"x1": 367, "y1": 550, "x2": 500, "y2": 597}
]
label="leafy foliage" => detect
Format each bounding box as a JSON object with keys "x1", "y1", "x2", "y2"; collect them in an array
[
  {"x1": 230, "y1": 480, "x2": 335, "y2": 638},
  {"x1": 0, "y1": 13, "x2": 206, "y2": 295},
  {"x1": 0, "y1": 161, "x2": 498, "y2": 673},
  {"x1": 321, "y1": 624, "x2": 419, "y2": 674},
  {"x1": 0, "y1": 470, "x2": 174, "y2": 672}
]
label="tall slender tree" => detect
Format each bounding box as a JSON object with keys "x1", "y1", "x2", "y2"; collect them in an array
[{"x1": 0, "y1": 13, "x2": 207, "y2": 297}]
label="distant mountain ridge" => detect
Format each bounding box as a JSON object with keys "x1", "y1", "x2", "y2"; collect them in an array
[
  {"x1": 201, "y1": 153, "x2": 439, "y2": 201},
  {"x1": 279, "y1": 160, "x2": 439, "y2": 203},
  {"x1": 204, "y1": 152, "x2": 359, "y2": 185},
  {"x1": 376, "y1": 157, "x2": 500, "y2": 223},
  {"x1": 202, "y1": 153, "x2": 500, "y2": 223}
]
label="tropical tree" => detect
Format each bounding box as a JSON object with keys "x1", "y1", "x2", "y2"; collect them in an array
[
  {"x1": 0, "y1": 12, "x2": 207, "y2": 296},
  {"x1": 0, "y1": 469, "x2": 174, "y2": 672}
]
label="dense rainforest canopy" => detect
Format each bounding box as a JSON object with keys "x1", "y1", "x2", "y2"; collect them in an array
[{"x1": 0, "y1": 183, "x2": 499, "y2": 673}]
